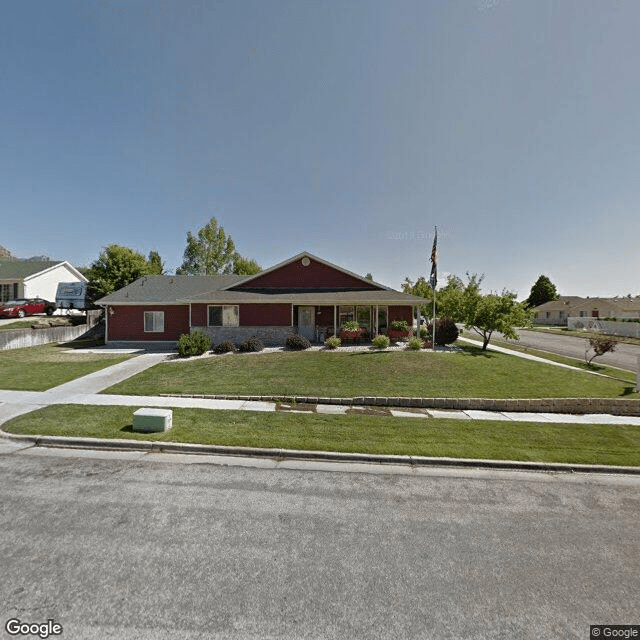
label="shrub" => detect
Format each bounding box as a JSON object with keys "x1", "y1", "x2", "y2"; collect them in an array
[
  {"x1": 390, "y1": 320, "x2": 409, "y2": 332},
  {"x1": 324, "y1": 336, "x2": 341, "y2": 349},
  {"x1": 585, "y1": 335, "x2": 618, "y2": 365},
  {"x1": 419, "y1": 326, "x2": 430, "y2": 339},
  {"x1": 213, "y1": 340, "x2": 237, "y2": 354},
  {"x1": 428, "y1": 317, "x2": 459, "y2": 346},
  {"x1": 407, "y1": 336, "x2": 423, "y2": 350},
  {"x1": 237, "y1": 336, "x2": 264, "y2": 353},
  {"x1": 342, "y1": 320, "x2": 360, "y2": 332},
  {"x1": 177, "y1": 331, "x2": 212, "y2": 357},
  {"x1": 372, "y1": 334, "x2": 390, "y2": 349},
  {"x1": 286, "y1": 334, "x2": 311, "y2": 350}
]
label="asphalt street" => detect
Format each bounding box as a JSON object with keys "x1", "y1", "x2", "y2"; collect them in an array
[
  {"x1": 1, "y1": 446, "x2": 638, "y2": 640},
  {"x1": 497, "y1": 328, "x2": 640, "y2": 372}
]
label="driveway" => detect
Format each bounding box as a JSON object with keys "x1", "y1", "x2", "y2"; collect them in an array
[{"x1": 502, "y1": 328, "x2": 640, "y2": 372}]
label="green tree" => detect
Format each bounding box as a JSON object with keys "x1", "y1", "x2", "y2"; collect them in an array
[
  {"x1": 177, "y1": 217, "x2": 260, "y2": 275},
  {"x1": 402, "y1": 276, "x2": 434, "y2": 317},
  {"x1": 434, "y1": 273, "x2": 530, "y2": 350},
  {"x1": 86, "y1": 245, "x2": 157, "y2": 301},
  {"x1": 232, "y1": 253, "x2": 261, "y2": 275},
  {"x1": 526, "y1": 275, "x2": 559, "y2": 308},
  {"x1": 148, "y1": 250, "x2": 166, "y2": 275}
]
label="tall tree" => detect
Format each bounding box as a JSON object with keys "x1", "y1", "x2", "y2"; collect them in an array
[
  {"x1": 177, "y1": 217, "x2": 260, "y2": 275},
  {"x1": 86, "y1": 245, "x2": 158, "y2": 301},
  {"x1": 148, "y1": 250, "x2": 166, "y2": 275},
  {"x1": 526, "y1": 275, "x2": 559, "y2": 308}
]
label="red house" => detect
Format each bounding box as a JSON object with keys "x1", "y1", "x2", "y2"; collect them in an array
[{"x1": 96, "y1": 252, "x2": 425, "y2": 347}]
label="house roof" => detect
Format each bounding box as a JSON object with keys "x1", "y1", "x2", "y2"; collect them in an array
[
  {"x1": 533, "y1": 296, "x2": 640, "y2": 313},
  {"x1": 96, "y1": 275, "x2": 244, "y2": 304},
  {"x1": 0, "y1": 260, "x2": 64, "y2": 280},
  {"x1": 96, "y1": 275, "x2": 424, "y2": 305}
]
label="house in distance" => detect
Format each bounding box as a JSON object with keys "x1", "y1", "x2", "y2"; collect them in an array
[{"x1": 96, "y1": 252, "x2": 426, "y2": 347}]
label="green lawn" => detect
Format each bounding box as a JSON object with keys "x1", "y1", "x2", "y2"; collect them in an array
[
  {"x1": 104, "y1": 345, "x2": 639, "y2": 399},
  {"x1": 0, "y1": 343, "x2": 133, "y2": 391},
  {"x1": 0, "y1": 321, "x2": 34, "y2": 331},
  {"x1": 4, "y1": 404, "x2": 640, "y2": 466},
  {"x1": 463, "y1": 336, "x2": 636, "y2": 382}
]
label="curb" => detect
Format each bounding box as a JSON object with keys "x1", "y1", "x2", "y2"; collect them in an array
[{"x1": 3, "y1": 431, "x2": 640, "y2": 476}]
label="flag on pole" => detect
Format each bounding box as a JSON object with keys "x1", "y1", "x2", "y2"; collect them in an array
[{"x1": 429, "y1": 227, "x2": 438, "y2": 290}]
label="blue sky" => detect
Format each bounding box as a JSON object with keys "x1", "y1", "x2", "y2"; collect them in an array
[{"x1": 2, "y1": 0, "x2": 639, "y2": 298}]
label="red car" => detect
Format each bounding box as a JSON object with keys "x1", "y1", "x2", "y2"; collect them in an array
[{"x1": 0, "y1": 298, "x2": 57, "y2": 318}]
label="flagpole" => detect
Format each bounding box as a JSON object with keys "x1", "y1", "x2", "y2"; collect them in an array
[{"x1": 430, "y1": 226, "x2": 437, "y2": 352}]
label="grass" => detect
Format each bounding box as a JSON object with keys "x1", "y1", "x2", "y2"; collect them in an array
[
  {"x1": 0, "y1": 320, "x2": 35, "y2": 331},
  {"x1": 104, "y1": 345, "x2": 639, "y2": 399},
  {"x1": 4, "y1": 404, "x2": 640, "y2": 467},
  {"x1": 461, "y1": 335, "x2": 637, "y2": 382},
  {"x1": 0, "y1": 342, "x2": 133, "y2": 391}
]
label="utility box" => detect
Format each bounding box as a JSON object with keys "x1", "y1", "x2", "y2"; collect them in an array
[{"x1": 132, "y1": 408, "x2": 173, "y2": 433}]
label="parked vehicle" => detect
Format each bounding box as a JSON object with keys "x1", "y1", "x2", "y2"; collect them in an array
[
  {"x1": 55, "y1": 282, "x2": 91, "y2": 311},
  {"x1": 0, "y1": 298, "x2": 57, "y2": 318}
]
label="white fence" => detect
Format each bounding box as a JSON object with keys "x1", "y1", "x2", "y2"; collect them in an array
[{"x1": 567, "y1": 317, "x2": 640, "y2": 338}]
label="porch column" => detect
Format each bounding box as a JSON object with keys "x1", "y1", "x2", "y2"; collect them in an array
[
  {"x1": 334, "y1": 305, "x2": 337, "y2": 337},
  {"x1": 375, "y1": 305, "x2": 378, "y2": 335}
]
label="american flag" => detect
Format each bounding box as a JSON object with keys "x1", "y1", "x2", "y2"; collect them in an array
[{"x1": 429, "y1": 227, "x2": 438, "y2": 289}]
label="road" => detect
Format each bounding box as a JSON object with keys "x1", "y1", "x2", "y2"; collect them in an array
[
  {"x1": 499, "y1": 328, "x2": 640, "y2": 372},
  {"x1": 1, "y1": 445, "x2": 638, "y2": 639}
]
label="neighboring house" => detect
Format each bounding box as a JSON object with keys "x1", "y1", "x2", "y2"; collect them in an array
[
  {"x1": 532, "y1": 296, "x2": 640, "y2": 325},
  {"x1": 96, "y1": 252, "x2": 426, "y2": 346},
  {"x1": 0, "y1": 261, "x2": 88, "y2": 304}
]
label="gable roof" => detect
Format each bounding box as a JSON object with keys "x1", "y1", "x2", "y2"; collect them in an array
[
  {"x1": 96, "y1": 274, "x2": 244, "y2": 305},
  {"x1": 0, "y1": 260, "x2": 64, "y2": 280},
  {"x1": 533, "y1": 296, "x2": 640, "y2": 313},
  {"x1": 223, "y1": 252, "x2": 391, "y2": 291}
]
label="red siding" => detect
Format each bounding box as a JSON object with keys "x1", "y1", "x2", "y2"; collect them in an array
[
  {"x1": 234, "y1": 257, "x2": 379, "y2": 290},
  {"x1": 190, "y1": 304, "x2": 207, "y2": 326},
  {"x1": 388, "y1": 305, "x2": 413, "y2": 324},
  {"x1": 240, "y1": 304, "x2": 291, "y2": 326},
  {"x1": 107, "y1": 305, "x2": 189, "y2": 341}
]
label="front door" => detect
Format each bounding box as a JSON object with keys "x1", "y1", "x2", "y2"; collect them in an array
[{"x1": 298, "y1": 306, "x2": 315, "y2": 341}]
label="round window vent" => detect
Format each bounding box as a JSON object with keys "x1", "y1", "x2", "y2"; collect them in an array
[{"x1": 301, "y1": 257, "x2": 310, "y2": 267}]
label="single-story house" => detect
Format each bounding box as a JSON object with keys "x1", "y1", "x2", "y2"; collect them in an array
[
  {"x1": 96, "y1": 252, "x2": 427, "y2": 346},
  {"x1": 0, "y1": 260, "x2": 88, "y2": 304},
  {"x1": 532, "y1": 296, "x2": 640, "y2": 325}
]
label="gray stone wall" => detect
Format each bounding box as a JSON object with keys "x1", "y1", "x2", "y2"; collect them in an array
[{"x1": 192, "y1": 325, "x2": 296, "y2": 347}]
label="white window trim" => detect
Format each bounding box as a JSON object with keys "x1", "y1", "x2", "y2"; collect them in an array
[
  {"x1": 208, "y1": 304, "x2": 240, "y2": 327},
  {"x1": 144, "y1": 311, "x2": 165, "y2": 333}
]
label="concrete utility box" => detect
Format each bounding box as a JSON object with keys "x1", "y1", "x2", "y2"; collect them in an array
[{"x1": 133, "y1": 408, "x2": 173, "y2": 433}]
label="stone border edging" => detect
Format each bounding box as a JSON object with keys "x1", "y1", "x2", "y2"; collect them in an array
[
  {"x1": 4, "y1": 431, "x2": 640, "y2": 475},
  {"x1": 157, "y1": 393, "x2": 640, "y2": 416}
]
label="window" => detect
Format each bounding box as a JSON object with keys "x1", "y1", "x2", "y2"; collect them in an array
[
  {"x1": 208, "y1": 305, "x2": 239, "y2": 327},
  {"x1": 377, "y1": 307, "x2": 388, "y2": 332},
  {"x1": 144, "y1": 311, "x2": 164, "y2": 333},
  {"x1": 339, "y1": 306, "x2": 354, "y2": 327},
  {"x1": 357, "y1": 306, "x2": 371, "y2": 331},
  {"x1": 0, "y1": 283, "x2": 18, "y2": 303}
]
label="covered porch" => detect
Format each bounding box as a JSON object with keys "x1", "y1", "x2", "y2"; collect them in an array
[{"x1": 293, "y1": 304, "x2": 414, "y2": 343}]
